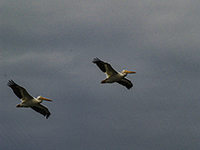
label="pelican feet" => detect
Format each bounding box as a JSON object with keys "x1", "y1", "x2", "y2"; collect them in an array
[{"x1": 16, "y1": 104, "x2": 21, "y2": 107}]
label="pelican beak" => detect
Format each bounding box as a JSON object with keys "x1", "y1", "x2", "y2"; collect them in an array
[
  {"x1": 124, "y1": 70, "x2": 136, "y2": 74},
  {"x1": 42, "y1": 97, "x2": 53, "y2": 102}
]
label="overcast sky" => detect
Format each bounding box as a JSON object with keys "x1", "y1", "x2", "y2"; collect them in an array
[{"x1": 1, "y1": 0, "x2": 200, "y2": 149}]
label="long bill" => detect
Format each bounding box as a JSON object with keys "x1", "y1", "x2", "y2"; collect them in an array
[
  {"x1": 124, "y1": 70, "x2": 136, "y2": 74},
  {"x1": 42, "y1": 97, "x2": 53, "y2": 102}
]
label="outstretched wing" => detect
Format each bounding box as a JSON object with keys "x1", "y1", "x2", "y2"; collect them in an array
[
  {"x1": 92, "y1": 57, "x2": 118, "y2": 77},
  {"x1": 7, "y1": 80, "x2": 33, "y2": 101},
  {"x1": 31, "y1": 104, "x2": 51, "y2": 119},
  {"x1": 117, "y1": 78, "x2": 133, "y2": 89}
]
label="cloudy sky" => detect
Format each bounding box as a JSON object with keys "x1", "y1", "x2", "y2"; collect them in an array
[{"x1": 1, "y1": 0, "x2": 200, "y2": 149}]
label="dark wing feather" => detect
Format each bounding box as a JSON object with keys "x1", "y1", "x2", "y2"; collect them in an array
[
  {"x1": 117, "y1": 78, "x2": 133, "y2": 89},
  {"x1": 92, "y1": 57, "x2": 106, "y2": 72},
  {"x1": 7, "y1": 80, "x2": 23, "y2": 99},
  {"x1": 31, "y1": 104, "x2": 51, "y2": 119},
  {"x1": 92, "y1": 58, "x2": 118, "y2": 76},
  {"x1": 7, "y1": 80, "x2": 33, "y2": 100}
]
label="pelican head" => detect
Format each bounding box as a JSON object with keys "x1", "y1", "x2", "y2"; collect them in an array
[
  {"x1": 121, "y1": 70, "x2": 136, "y2": 76},
  {"x1": 37, "y1": 96, "x2": 53, "y2": 102}
]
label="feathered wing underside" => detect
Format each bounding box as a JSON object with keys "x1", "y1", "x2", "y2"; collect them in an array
[
  {"x1": 117, "y1": 78, "x2": 133, "y2": 89},
  {"x1": 104, "y1": 63, "x2": 118, "y2": 77},
  {"x1": 92, "y1": 57, "x2": 118, "y2": 77},
  {"x1": 7, "y1": 80, "x2": 33, "y2": 101},
  {"x1": 92, "y1": 58, "x2": 106, "y2": 72},
  {"x1": 31, "y1": 104, "x2": 51, "y2": 119}
]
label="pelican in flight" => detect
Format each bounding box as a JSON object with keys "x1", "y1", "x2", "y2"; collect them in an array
[
  {"x1": 7, "y1": 80, "x2": 53, "y2": 119},
  {"x1": 92, "y1": 58, "x2": 136, "y2": 89}
]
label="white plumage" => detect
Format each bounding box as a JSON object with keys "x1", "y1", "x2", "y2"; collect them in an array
[
  {"x1": 93, "y1": 58, "x2": 136, "y2": 89},
  {"x1": 7, "y1": 80, "x2": 53, "y2": 119}
]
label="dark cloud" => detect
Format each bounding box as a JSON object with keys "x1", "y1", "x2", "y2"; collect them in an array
[{"x1": 1, "y1": 0, "x2": 200, "y2": 149}]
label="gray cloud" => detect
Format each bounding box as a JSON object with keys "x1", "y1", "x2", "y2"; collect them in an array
[{"x1": 1, "y1": 0, "x2": 200, "y2": 149}]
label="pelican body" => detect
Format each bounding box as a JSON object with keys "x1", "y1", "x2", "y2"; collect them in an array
[
  {"x1": 7, "y1": 80, "x2": 53, "y2": 119},
  {"x1": 92, "y1": 58, "x2": 136, "y2": 89}
]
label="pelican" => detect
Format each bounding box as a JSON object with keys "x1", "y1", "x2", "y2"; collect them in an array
[
  {"x1": 92, "y1": 58, "x2": 136, "y2": 89},
  {"x1": 7, "y1": 80, "x2": 53, "y2": 119}
]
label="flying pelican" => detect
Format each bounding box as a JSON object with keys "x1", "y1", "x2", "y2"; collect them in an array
[
  {"x1": 7, "y1": 80, "x2": 53, "y2": 119},
  {"x1": 92, "y1": 58, "x2": 136, "y2": 89}
]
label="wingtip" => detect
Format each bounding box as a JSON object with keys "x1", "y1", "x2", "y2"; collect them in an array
[
  {"x1": 46, "y1": 113, "x2": 51, "y2": 119},
  {"x1": 7, "y1": 79, "x2": 15, "y2": 87},
  {"x1": 127, "y1": 87, "x2": 132, "y2": 90},
  {"x1": 92, "y1": 57, "x2": 101, "y2": 63},
  {"x1": 128, "y1": 85, "x2": 133, "y2": 90},
  {"x1": 92, "y1": 57, "x2": 98, "y2": 63}
]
